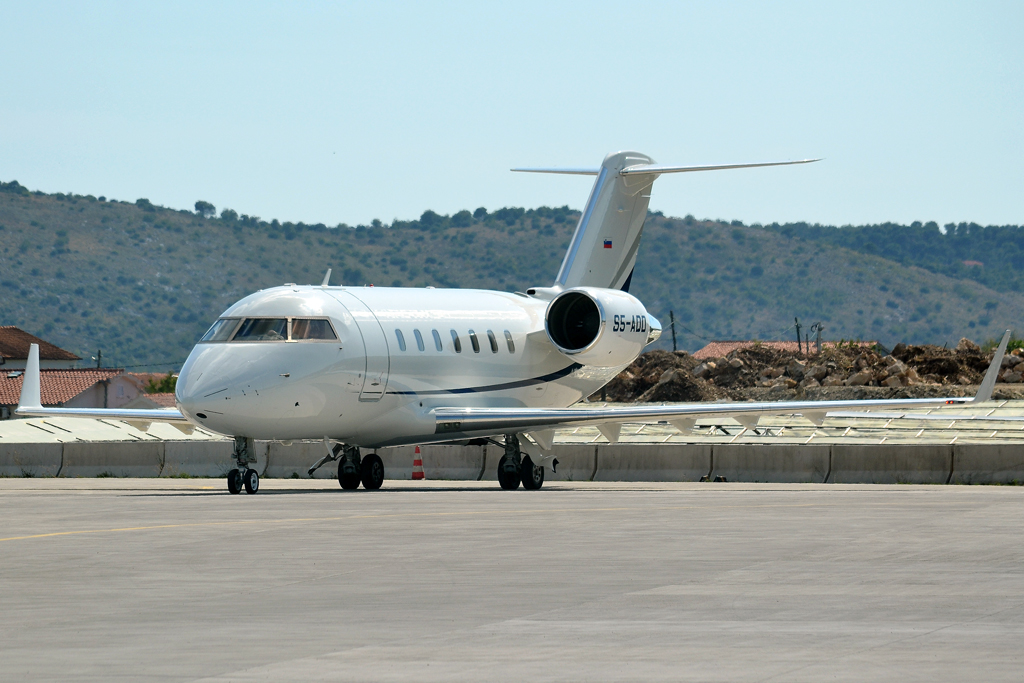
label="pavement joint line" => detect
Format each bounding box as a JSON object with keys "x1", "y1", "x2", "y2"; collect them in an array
[{"x1": 0, "y1": 502, "x2": 818, "y2": 544}]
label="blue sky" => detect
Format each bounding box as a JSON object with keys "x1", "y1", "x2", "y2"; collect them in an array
[{"x1": 1, "y1": 1, "x2": 1020, "y2": 227}]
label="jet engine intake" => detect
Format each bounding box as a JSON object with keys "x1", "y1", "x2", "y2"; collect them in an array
[{"x1": 544, "y1": 287, "x2": 654, "y2": 367}]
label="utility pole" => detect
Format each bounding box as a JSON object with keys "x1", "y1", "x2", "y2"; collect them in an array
[
  {"x1": 96, "y1": 349, "x2": 101, "y2": 369},
  {"x1": 669, "y1": 311, "x2": 678, "y2": 352},
  {"x1": 794, "y1": 317, "x2": 802, "y2": 354},
  {"x1": 812, "y1": 322, "x2": 823, "y2": 354}
]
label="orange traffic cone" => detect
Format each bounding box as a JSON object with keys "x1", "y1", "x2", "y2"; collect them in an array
[{"x1": 412, "y1": 446, "x2": 425, "y2": 480}]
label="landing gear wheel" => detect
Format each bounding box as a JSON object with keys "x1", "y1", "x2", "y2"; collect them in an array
[
  {"x1": 227, "y1": 468, "x2": 243, "y2": 494},
  {"x1": 361, "y1": 453, "x2": 384, "y2": 490},
  {"x1": 497, "y1": 455, "x2": 521, "y2": 490},
  {"x1": 243, "y1": 468, "x2": 259, "y2": 494},
  {"x1": 339, "y1": 458, "x2": 361, "y2": 490},
  {"x1": 520, "y1": 455, "x2": 544, "y2": 490}
]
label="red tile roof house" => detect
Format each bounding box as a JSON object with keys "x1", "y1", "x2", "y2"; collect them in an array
[
  {"x1": 0, "y1": 326, "x2": 81, "y2": 369},
  {"x1": 0, "y1": 327, "x2": 144, "y2": 419}
]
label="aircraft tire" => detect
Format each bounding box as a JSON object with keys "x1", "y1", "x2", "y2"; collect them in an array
[
  {"x1": 520, "y1": 456, "x2": 544, "y2": 490},
  {"x1": 361, "y1": 454, "x2": 384, "y2": 490},
  {"x1": 497, "y1": 455, "x2": 521, "y2": 490},
  {"x1": 243, "y1": 468, "x2": 260, "y2": 494},
  {"x1": 338, "y1": 459, "x2": 361, "y2": 490},
  {"x1": 227, "y1": 468, "x2": 243, "y2": 494}
]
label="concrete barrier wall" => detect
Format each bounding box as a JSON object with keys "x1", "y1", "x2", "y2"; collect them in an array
[
  {"x1": 952, "y1": 444, "x2": 1024, "y2": 485},
  {"x1": 163, "y1": 441, "x2": 235, "y2": 478},
  {"x1": 712, "y1": 444, "x2": 831, "y2": 483},
  {"x1": 830, "y1": 444, "x2": 953, "y2": 484},
  {"x1": 62, "y1": 441, "x2": 165, "y2": 478},
  {"x1": 593, "y1": 444, "x2": 712, "y2": 482},
  {"x1": 0, "y1": 443, "x2": 63, "y2": 477},
  {"x1": 266, "y1": 441, "x2": 325, "y2": 479},
  {"x1": 547, "y1": 445, "x2": 599, "y2": 482},
  {"x1": 418, "y1": 445, "x2": 487, "y2": 480},
  {"x1": 8, "y1": 439, "x2": 1024, "y2": 484}
]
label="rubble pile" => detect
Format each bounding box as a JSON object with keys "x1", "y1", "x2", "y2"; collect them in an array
[{"x1": 594, "y1": 339, "x2": 1024, "y2": 403}]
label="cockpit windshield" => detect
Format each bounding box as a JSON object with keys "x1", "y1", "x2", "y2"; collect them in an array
[
  {"x1": 200, "y1": 318, "x2": 241, "y2": 342},
  {"x1": 200, "y1": 317, "x2": 338, "y2": 343},
  {"x1": 291, "y1": 318, "x2": 336, "y2": 340},
  {"x1": 234, "y1": 318, "x2": 288, "y2": 341}
]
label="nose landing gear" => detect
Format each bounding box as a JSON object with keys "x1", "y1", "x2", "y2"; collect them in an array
[{"x1": 227, "y1": 437, "x2": 261, "y2": 495}]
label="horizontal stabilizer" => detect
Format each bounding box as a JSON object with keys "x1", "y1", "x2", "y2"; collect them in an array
[
  {"x1": 619, "y1": 159, "x2": 820, "y2": 175},
  {"x1": 511, "y1": 167, "x2": 600, "y2": 176},
  {"x1": 511, "y1": 159, "x2": 819, "y2": 178}
]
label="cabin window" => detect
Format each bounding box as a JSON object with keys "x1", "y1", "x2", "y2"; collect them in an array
[
  {"x1": 450, "y1": 329, "x2": 462, "y2": 353},
  {"x1": 432, "y1": 329, "x2": 443, "y2": 351},
  {"x1": 468, "y1": 329, "x2": 480, "y2": 353},
  {"x1": 233, "y1": 318, "x2": 288, "y2": 341},
  {"x1": 504, "y1": 330, "x2": 515, "y2": 353},
  {"x1": 395, "y1": 329, "x2": 407, "y2": 352},
  {"x1": 201, "y1": 318, "x2": 240, "y2": 342},
  {"x1": 487, "y1": 330, "x2": 498, "y2": 353},
  {"x1": 291, "y1": 318, "x2": 337, "y2": 341},
  {"x1": 414, "y1": 329, "x2": 425, "y2": 352}
]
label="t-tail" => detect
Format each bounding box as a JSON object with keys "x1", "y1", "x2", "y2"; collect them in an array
[{"x1": 513, "y1": 151, "x2": 819, "y2": 291}]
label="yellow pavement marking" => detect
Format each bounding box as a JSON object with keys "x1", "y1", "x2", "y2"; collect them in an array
[{"x1": 0, "y1": 503, "x2": 816, "y2": 543}]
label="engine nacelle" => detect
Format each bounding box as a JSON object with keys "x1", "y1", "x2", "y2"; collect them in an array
[{"x1": 544, "y1": 287, "x2": 660, "y2": 367}]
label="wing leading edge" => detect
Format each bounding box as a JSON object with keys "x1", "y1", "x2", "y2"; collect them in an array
[{"x1": 433, "y1": 331, "x2": 1012, "y2": 437}]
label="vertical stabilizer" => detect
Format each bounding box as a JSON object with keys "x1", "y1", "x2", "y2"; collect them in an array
[
  {"x1": 19, "y1": 343, "x2": 42, "y2": 409},
  {"x1": 512, "y1": 152, "x2": 820, "y2": 291},
  {"x1": 555, "y1": 151, "x2": 655, "y2": 290}
]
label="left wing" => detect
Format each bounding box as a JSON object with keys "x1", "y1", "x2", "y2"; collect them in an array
[
  {"x1": 14, "y1": 344, "x2": 190, "y2": 429},
  {"x1": 434, "y1": 331, "x2": 1012, "y2": 441}
]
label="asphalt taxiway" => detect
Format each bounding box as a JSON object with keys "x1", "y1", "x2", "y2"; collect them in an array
[{"x1": 2, "y1": 479, "x2": 1022, "y2": 681}]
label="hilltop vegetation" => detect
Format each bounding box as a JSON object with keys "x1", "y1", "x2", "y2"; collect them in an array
[{"x1": 1, "y1": 178, "x2": 1022, "y2": 371}]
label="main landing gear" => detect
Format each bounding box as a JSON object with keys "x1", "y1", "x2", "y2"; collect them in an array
[
  {"x1": 228, "y1": 436, "x2": 260, "y2": 495},
  {"x1": 335, "y1": 445, "x2": 384, "y2": 490},
  {"x1": 497, "y1": 434, "x2": 546, "y2": 490},
  {"x1": 308, "y1": 443, "x2": 385, "y2": 490}
]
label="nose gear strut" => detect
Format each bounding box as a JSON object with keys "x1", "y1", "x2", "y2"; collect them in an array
[{"x1": 227, "y1": 436, "x2": 260, "y2": 495}]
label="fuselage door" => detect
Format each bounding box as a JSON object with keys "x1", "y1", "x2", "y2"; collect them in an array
[{"x1": 330, "y1": 291, "x2": 390, "y2": 401}]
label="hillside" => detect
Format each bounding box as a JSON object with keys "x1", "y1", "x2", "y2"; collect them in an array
[{"x1": 1, "y1": 180, "x2": 1022, "y2": 371}]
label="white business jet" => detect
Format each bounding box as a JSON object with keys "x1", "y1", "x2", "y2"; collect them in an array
[{"x1": 16, "y1": 151, "x2": 1011, "y2": 494}]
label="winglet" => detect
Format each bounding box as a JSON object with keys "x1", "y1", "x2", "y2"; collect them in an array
[
  {"x1": 18, "y1": 343, "x2": 42, "y2": 410},
  {"x1": 321, "y1": 268, "x2": 332, "y2": 287},
  {"x1": 974, "y1": 330, "x2": 1011, "y2": 403}
]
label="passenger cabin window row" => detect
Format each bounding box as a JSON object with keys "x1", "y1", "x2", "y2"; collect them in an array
[
  {"x1": 200, "y1": 317, "x2": 338, "y2": 343},
  {"x1": 394, "y1": 328, "x2": 516, "y2": 355}
]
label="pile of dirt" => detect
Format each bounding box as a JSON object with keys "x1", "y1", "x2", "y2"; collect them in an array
[{"x1": 593, "y1": 338, "x2": 1024, "y2": 403}]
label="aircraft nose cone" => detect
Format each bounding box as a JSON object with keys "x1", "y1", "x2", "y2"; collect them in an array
[{"x1": 175, "y1": 346, "x2": 228, "y2": 420}]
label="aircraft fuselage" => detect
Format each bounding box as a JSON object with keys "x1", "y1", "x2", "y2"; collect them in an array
[{"x1": 175, "y1": 285, "x2": 634, "y2": 447}]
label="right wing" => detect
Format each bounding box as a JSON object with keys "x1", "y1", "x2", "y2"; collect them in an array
[{"x1": 433, "y1": 331, "x2": 1011, "y2": 440}]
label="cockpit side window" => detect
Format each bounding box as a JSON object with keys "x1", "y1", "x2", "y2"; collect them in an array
[
  {"x1": 291, "y1": 318, "x2": 338, "y2": 341},
  {"x1": 201, "y1": 318, "x2": 240, "y2": 342},
  {"x1": 233, "y1": 318, "x2": 288, "y2": 341}
]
